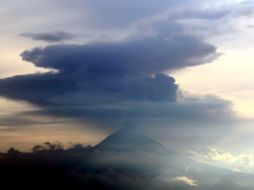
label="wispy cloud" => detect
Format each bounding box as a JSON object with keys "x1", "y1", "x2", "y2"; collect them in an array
[{"x1": 20, "y1": 31, "x2": 75, "y2": 42}]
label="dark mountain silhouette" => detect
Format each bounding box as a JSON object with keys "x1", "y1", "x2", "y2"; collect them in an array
[{"x1": 1, "y1": 131, "x2": 254, "y2": 190}]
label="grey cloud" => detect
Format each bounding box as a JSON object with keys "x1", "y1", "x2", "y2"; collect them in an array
[
  {"x1": 21, "y1": 35, "x2": 217, "y2": 74},
  {"x1": 0, "y1": 72, "x2": 178, "y2": 106},
  {"x1": 72, "y1": 0, "x2": 254, "y2": 29},
  {"x1": 128, "y1": 0, "x2": 254, "y2": 42},
  {"x1": 0, "y1": 0, "x2": 242, "y2": 146},
  {"x1": 0, "y1": 24, "x2": 226, "y2": 133},
  {"x1": 38, "y1": 96, "x2": 235, "y2": 123},
  {"x1": 1, "y1": 0, "x2": 253, "y2": 40},
  {"x1": 0, "y1": 31, "x2": 218, "y2": 111},
  {"x1": 20, "y1": 31, "x2": 75, "y2": 42},
  {"x1": 81, "y1": 0, "x2": 172, "y2": 28}
]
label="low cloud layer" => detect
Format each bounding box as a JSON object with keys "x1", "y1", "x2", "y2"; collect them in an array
[
  {"x1": 1, "y1": 140, "x2": 254, "y2": 190},
  {"x1": 192, "y1": 148, "x2": 254, "y2": 174}
]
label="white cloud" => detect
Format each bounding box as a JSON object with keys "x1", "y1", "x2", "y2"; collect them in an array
[
  {"x1": 170, "y1": 176, "x2": 198, "y2": 186},
  {"x1": 192, "y1": 148, "x2": 254, "y2": 173}
]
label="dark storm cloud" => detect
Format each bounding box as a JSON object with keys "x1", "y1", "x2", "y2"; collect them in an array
[
  {"x1": 0, "y1": 33, "x2": 217, "y2": 107},
  {"x1": 21, "y1": 36, "x2": 217, "y2": 74},
  {"x1": 0, "y1": 71, "x2": 177, "y2": 106},
  {"x1": 20, "y1": 31, "x2": 75, "y2": 42},
  {"x1": 33, "y1": 96, "x2": 235, "y2": 124},
  {"x1": 0, "y1": 0, "x2": 242, "y2": 145},
  {"x1": 0, "y1": 29, "x2": 231, "y2": 134},
  {"x1": 0, "y1": 0, "x2": 241, "y2": 131}
]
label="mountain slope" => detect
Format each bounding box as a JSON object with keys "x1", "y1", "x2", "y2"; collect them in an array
[{"x1": 95, "y1": 129, "x2": 168, "y2": 153}]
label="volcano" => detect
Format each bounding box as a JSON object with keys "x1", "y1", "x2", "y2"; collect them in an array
[{"x1": 95, "y1": 129, "x2": 168, "y2": 153}]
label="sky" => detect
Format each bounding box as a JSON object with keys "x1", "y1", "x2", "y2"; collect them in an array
[{"x1": 1, "y1": 0, "x2": 254, "y2": 177}]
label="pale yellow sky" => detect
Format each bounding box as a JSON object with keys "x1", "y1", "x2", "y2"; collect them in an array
[
  {"x1": 172, "y1": 47, "x2": 254, "y2": 118},
  {"x1": 0, "y1": 98, "x2": 108, "y2": 151},
  {"x1": 0, "y1": 33, "x2": 50, "y2": 78}
]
